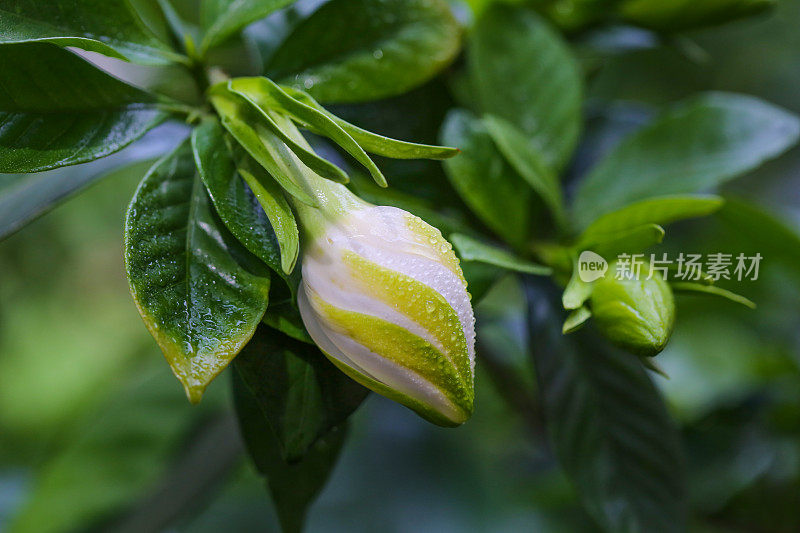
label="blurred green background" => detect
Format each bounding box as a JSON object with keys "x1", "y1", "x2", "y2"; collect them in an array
[{"x1": 2, "y1": 0, "x2": 800, "y2": 531}]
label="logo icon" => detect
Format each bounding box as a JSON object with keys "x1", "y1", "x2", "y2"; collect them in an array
[{"x1": 578, "y1": 250, "x2": 607, "y2": 282}]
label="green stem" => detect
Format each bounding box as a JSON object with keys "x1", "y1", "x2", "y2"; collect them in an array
[{"x1": 269, "y1": 112, "x2": 370, "y2": 239}]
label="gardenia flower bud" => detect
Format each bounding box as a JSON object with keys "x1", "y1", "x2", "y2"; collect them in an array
[
  {"x1": 590, "y1": 260, "x2": 675, "y2": 357},
  {"x1": 297, "y1": 203, "x2": 476, "y2": 426}
]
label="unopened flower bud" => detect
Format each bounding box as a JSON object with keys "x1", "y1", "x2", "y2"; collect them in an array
[
  {"x1": 297, "y1": 203, "x2": 475, "y2": 426},
  {"x1": 590, "y1": 261, "x2": 675, "y2": 356}
]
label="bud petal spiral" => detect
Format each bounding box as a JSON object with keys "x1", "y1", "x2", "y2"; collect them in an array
[{"x1": 298, "y1": 205, "x2": 475, "y2": 426}]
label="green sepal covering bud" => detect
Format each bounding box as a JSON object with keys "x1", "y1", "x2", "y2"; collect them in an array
[{"x1": 590, "y1": 261, "x2": 675, "y2": 356}]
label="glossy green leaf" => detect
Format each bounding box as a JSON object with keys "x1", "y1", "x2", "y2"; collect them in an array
[
  {"x1": 200, "y1": 0, "x2": 297, "y2": 54},
  {"x1": 469, "y1": 5, "x2": 582, "y2": 170},
  {"x1": 237, "y1": 159, "x2": 300, "y2": 275},
  {"x1": 267, "y1": 0, "x2": 461, "y2": 103},
  {"x1": 125, "y1": 140, "x2": 271, "y2": 403},
  {"x1": 233, "y1": 369, "x2": 347, "y2": 533},
  {"x1": 671, "y1": 282, "x2": 756, "y2": 309},
  {"x1": 282, "y1": 85, "x2": 460, "y2": 160},
  {"x1": 128, "y1": 0, "x2": 172, "y2": 44},
  {"x1": 263, "y1": 301, "x2": 314, "y2": 344},
  {"x1": 440, "y1": 109, "x2": 532, "y2": 249},
  {"x1": 582, "y1": 223, "x2": 665, "y2": 259},
  {"x1": 0, "y1": 0, "x2": 183, "y2": 64},
  {"x1": 234, "y1": 325, "x2": 367, "y2": 461},
  {"x1": 573, "y1": 93, "x2": 800, "y2": 227},
  {"x1": 562, "y1": 306, "x2": 591, "y2": 334},
  {"x1": 483, "y1": 114, "x2": 566, "y2": 228},
  {"x1": 229, "y1": 78, "x2": 387, "y2": 186},
  {"x1": 226, "y1": 84, "x2": 351, "y2": 184},
  {"x1": 9, "y1": 361, "x2": 224, "y2": 533},
  {"x1": 0, "y1": 43, "x2": 167, "y2": 173},
  {"x1": 580, "y1": 195, "x2": 724, "y2": 239},
  {"x1": 620, "y1": 0, "x2": 775, "y2": 32},
  {"x1": 191, "y1": 118, "x2": 297, "y2": 278},
  {"x1": 451, "y1": 233, "x2": 551, "y2": 275},
  {"x1": 210, "y1": 92, "x2": 316, "y2": 206},
  {"x1": 526, "y1": 284, "x2": 687, "y2": 533}
]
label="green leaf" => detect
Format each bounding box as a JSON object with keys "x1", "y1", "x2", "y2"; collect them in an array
[
  {"x1": 483, "y1": 114, "x2": 567, "y2": 228},
  {"x1": 562, "y1": 258, "x2": 593, "y2": 310},
  {"x1": 200, "y1": 0, "x2": 297, "y2": 54},
  {"x1": 267, "y1": 0, "x2": 461, "y2": 103},
  {"x1": 191, "y1": 118, "x2": 298, "y2": 278},
  {"x1": 233, "y1": 369, "x2": 347, "y2": 533},
  {"x1": 237, "y1": 159, "x2": 300, "y2": 275},
  {"x1": 125, "y1": 140, "x2": 271, "y2": 403},
  {"x1": 210, "y1": 92, "x2": 317, "y2": 206},
  {"x1": 573, "y1": 93, "x2": 800, "y2": 227},
  {"x1": 0, "y1": 159, "x2": 155, "y2": 241},
  {"x1": 234, "y1": 325, "x2": 368, "y2": 461},
  {"x1": 282, "y1": 85, "x2": 460, "y2": 160},
  {"x1": 526, "y1": 284, "x2": 687, "y2": 533},
  {"x1": 717, "y1": 197, "x2": 800, "y2": 277},
  {"x1": 229, "y1": 78, "x2": 387, "y2": 186},
  {"x1": 469, "y1": 5, "x2": 582, "y2": 170},
  {"x1": 226, "y1": 82, "x2": 352, "y2": 185},
  {"x1": 620, "y1": 0, "x2": 775, "y2": 32},
  {"x1": 9, "y1": 360, "x2": 224, "y2": 533},
  {"x1": 0, "y1": 43, "x2": 167, "y2": 173},
  {"x1": 580, "y1": 195, "x2": 724, "y2": 239},
  {"x1": 0, "y1": 0, "x2": 184, "y2": 64},
  {"x1": 562, "y1": 306, "x2": 591, "y2": 334},
  {"x1": 263, "y1": 301, "x2": 314, "y2": 344},
  {"x1": 671, "y1": 282, "x2": 756, "y2": 309},
  {"x1": 451, "y1": 233, "x2": 551, "y2": 275},
  {"x1": 582, "y1": 223, "x2": 666, "y2": 259},
  {"x1": 440, "y1": 109, "x2": 532, "y2": 249}
]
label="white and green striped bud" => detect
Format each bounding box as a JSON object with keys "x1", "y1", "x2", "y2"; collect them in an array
[{"x1": 297, "y1": 202, "x2": 476, "y2": 427}]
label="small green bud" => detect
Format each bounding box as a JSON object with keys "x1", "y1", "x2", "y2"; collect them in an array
[{"x1": 590, "y1": 261, "x2": 675, "y2": 356}]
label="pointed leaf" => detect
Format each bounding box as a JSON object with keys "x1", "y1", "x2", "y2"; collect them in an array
[
  {"x1": 580, "y1": 195, "x2": 724, "y2": 240},
  {"x1": 233, "y1": 369, "x2": 347, "y2": 533},
  {"x1": 267, "y1": 0, "x2": 461, "y2": 103},
  {"x1": 526, "y1": 282, "x2": 687, "y2": 533},
  {"x1": 484, "y1": 114, "x2": 566, "y2": 228},
  {"x1": 469, "y1": 5, "x2": 582, "y2": 170},
  {"x1": 671, "y1": 282, "x2": 756, "y2": 309},
  {"x1": 282, "y1": 85, "x2": 460, "y2": 160},
  {"x1": 125, "y1": 140, "x2": 271, "y2": 402},
  {"x1": 234, "y1": 325, "x2": 368, "y2": 461},
  {"x1": 451, "y1": 233, "x2": 551, "y2": 275},
  {"x1": 200, "y1": 0, "x2": 297, "y2": 54},
  {"x1": 581, "y1": 223, "x2": 666, "y2": 259},
  {"x1": 227, "y1": 84, "x2": 351, "y2": 184},
  {"x1": 263, "y1": 301, "x2": 314, "y2": 344},
  {"x1": 191, "y1": 118, "x2": 297, "y2": 278},
  {"x1": 230, "y1": 78, "x2": 387, "y2": 186},
  {"x1": 0, "y1": 0, "x2": 184, "y2": 64},
  {"x1": 563, "y1": 306, "x2": 591, "y2": 334},
  {"x1": 237, "y1": 160, "x2": 300, "y2": 274},
  {"x1": 211, "y1": 92, "x2": 316, "y2": 206},
  {"x1": 574, "y1": 93, "x2": 800, "y2": 227},
  {"x1": 562, "y1": 259, "x2": 593, "y2": 310},
  {"x1": 0, "y1": 43, "x2": 166, "y2": 173},
  {"x1": 440, "y1": 109, "x2": 532, "y2": 249}
]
